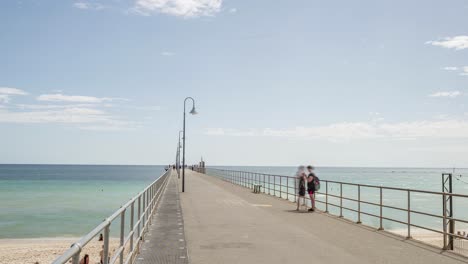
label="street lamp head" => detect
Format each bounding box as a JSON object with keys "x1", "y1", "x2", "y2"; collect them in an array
[{"x1": 189, "y1": 106, "x2": 198, "y2": 115}]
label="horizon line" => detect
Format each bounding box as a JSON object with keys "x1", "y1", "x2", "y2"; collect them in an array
[{"x1": 0, "y1": 163, "x2": 466, "y2": 170}]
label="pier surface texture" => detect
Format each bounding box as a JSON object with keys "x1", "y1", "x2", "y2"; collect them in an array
[
  {"x1": 135, "y1": 172, "x2": 189, "y2": 264},
  {"x1": 178, "y1": 170, "x2": 467, "y2": 264}
]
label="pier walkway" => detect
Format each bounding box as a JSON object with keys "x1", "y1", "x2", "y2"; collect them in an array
[
  {"x1": 178, "y1": 170, "x2": 466, "y2": 264},
  {"x1": 135, "y1": 172, "x2": 189, "y2": 264}
]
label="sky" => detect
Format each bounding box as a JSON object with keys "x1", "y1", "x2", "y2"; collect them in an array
[{"x1": 1, "y1": 0, "x2": 468, "y2": 167}]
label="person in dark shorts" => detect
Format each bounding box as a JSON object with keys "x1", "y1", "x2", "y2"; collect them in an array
[
  {"x1": 295, "y1": 166, "x2": 307, "y2": 211},
  {"x1": 307, "y1": 165, "x2": 316, "y2": 212}
]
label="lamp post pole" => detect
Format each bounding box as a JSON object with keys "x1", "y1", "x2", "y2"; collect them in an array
[
  {"x1": 182, "y1": 97, "x2": 197, "y2": 193},
  {"x1": 177, "y1": 130, "x2": 183, "y2": 178}
]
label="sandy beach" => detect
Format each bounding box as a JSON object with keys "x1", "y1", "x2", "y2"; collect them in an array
[
  {"x1": 0, "y1": 238, "x2": 122, "y2": 264},
  {"x1": 390, "y1": 228, "x2": 468, "y2": 256},
  {"x1": 2, "y1": 230, "x2": 467, "y2": 264}
]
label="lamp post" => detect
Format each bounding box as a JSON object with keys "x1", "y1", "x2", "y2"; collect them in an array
[
  {"x1": 182, "y1": 97, "x2": 197, "y2": 192},
  {"x1": 177, "y1": 130, "x2": 183, "y2": 178}
]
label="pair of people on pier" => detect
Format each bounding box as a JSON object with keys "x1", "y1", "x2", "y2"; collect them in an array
[{"x1": 295, "y1": 165, "x2": 319, "y2": 212}]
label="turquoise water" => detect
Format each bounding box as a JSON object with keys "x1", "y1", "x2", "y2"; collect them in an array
[
  {"x1": 209, "y1": 166, "x2": 468, "y2": 233},
  {"x1": 0, "y1": 165, "x2": 165, "y2": 238}
]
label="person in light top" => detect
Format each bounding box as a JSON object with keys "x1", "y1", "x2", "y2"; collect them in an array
[{"x1": 295, "y1": 166, "x2": 307, "y2": 211}]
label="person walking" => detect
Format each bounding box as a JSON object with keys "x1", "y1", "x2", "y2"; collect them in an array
[
  {"x1": 306, "y1": 165, "x2": 318, "y2": 212},
  {"x1": 295, "y1": 166, "x2": 307, "y2": 211}
]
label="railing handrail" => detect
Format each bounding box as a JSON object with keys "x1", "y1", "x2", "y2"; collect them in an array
[
  {"x1": 201, "y1": 167, "x2": 468, "y2": 256},
  {"x1": 52, "y1": 169, "x2": 172, "y2": 264},
  {"x1": 206, "y1": 167, "x2": 468, "y2": 198}
]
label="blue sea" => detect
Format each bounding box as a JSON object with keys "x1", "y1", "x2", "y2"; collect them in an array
[
  {"x1": 0, "y1": 165, "x2": 165, "y2": 239},
  {"x1": 1, "y1": 165, "x2": 468, "y2": 239}
]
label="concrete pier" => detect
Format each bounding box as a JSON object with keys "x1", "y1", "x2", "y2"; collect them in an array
[
  {"x1": 134, "y1": 170, "x2": 467, "y2": 264},
  {"x1": 178, "y1": 170, "x2": 466, "y2": 264}
]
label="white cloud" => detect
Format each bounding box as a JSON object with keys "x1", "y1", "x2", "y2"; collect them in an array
[
  {"x1": 15, "y1": 104, "x2": 95, "y2": 110},
  {"x1": 428, "y1": 91, "x2": 462, "y2": 98},
  {"x1": 133, "y1": 0, "x2": 222, "y2": 17},
  {"x1": 205, "y1": 119, "x2": 468, "y2": 141},
  {"x1": 205, "y1": 128, "x2": 257, "y2": 137},
  {"x1": 161, "y1": 51, "x2": 175, "y2": 56},
  {"x1": 426, "y1": 36, "x2": 468, "y2": 50},
  {"x1": 37, "y1": 94, "x2": 114, "y2": 103},
  {"x1": 0, "y1": 87, "x2": 28, "y2": 95},
  {"x1": 0, "y1": 91, "x2": 145, "y2": 131},
  {"x1": 73, "y1": 2, "x2": 104, "y2": 10},
  {"x1": 0, "y1": 87, "x2": 28, "y2": 103},
  {"x1": 442, "y1": 66, "x2": 458, "y2": 71},
  {"x1": 0, "y1": 108, "x2": 109, "y2": 124},
  {"x1": 228, "y1": 7, "x2": 237, "y2": 13},
  {"x1": 0, "y1": 95, "x2": 9, "y2": 103},
  {"x1": 0, "y1": 105, "x2": 134, "y2": 131},
  {"x1": 78, "y1": 124, "x2": 134, "y2": 131},
  {"x1": 461, "y1": 66, "x2": 468, "y2": 76}
]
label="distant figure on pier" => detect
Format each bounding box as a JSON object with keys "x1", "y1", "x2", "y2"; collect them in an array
[
  {"x1": 306, "y1": 165, "x2": 318, "y2": 212},
  {"x1": 98, "y1": 233, "x2": 103, "y2": 241},
  {"x1": 295, "y1": 166, "x2": 307, "y2": 211},
  {"x1": 79, "y1": 254, "x2": 89, "y2": 264}
]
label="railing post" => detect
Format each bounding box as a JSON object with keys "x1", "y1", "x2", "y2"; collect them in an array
[
  {"x1": 130, "y1": 202, "x2": 134, "y2": 253},
  {"x1": 148, "y1": 187, "x2": 152, "y2": 225},
  {"x1": 246, "y1": 172, "x2": 248, "y2": 188},
  {"x1": 378, "y1": 187, "x2": 384, "y2": 230},
  {"x1": 325, "y1": 181, "x2": 328, "y2": 213},
  {"x1": 443, "y1": 193, "x2": 448, "y2": 249},
  {"x1": 246, "y1": 172, "x2": 248, "y2": 187},
  {"x1": 279, "y1": 176, "x2": 282, "y2": 198},
  {"x1": 142, "y1": 191, "x2": 146, "y2": 234},
  {"x1": 286, "y1": 177, "x2": 289, "y2": 201},
  {"x1": 137, "y1": 196, "x2": 141, "y2": 239},
  {"x1": 263, "y1": 174, "x2": 266, "y2": 193},
  {"x1": 407, "y1": 190, "x2": 411, "y2": 239},
  {"x1": 274, "y1": 175, "x2": 276, "y2": 197},
  {"x1": 339, "y1": 183, "x2": 343, "y2": 218},
  {"x1": 120, "y1": 210, "x2": 125, "y2": 264},
  {"x1": 268, "y1": 175, "x2": 271, "y2": 195},
  {"x1": 251, "y1": 173, "x2": 253, "y2": 189},
  {"x1": 103, "y1": 225, "x2": 110, "y2": 264},
  {"x1": 72, "y1": 252, "x2": 80, "y2": 264},
  {"x1": 357, "y1": 185, "x2": 361, "y2": 224}
]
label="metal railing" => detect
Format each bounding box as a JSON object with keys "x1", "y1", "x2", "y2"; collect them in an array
[
  {"x1": 52, "y1": 170, "x2": 172, "y2": 264},
  {"x1": 199, "y1": 167, "x2": 468, "y2": 255}
]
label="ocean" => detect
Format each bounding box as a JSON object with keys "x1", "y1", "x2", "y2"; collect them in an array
[
  {"x1": 0, "y1": 165, "x2": 165, "y2": 239},
  {"x1": 1, "y1": 165, "x2": 468, "y2": 239}
]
